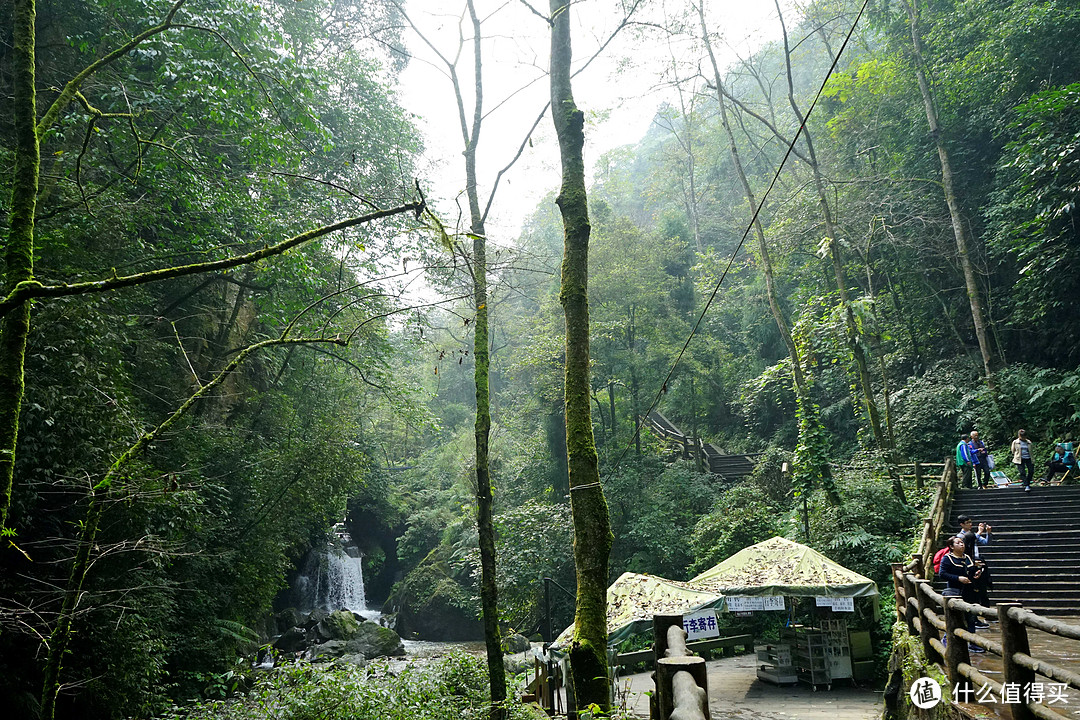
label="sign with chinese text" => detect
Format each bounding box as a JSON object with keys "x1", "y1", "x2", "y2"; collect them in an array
[
  {"x1": 814, "y1": 596, "x2": 855, "y2": 612},
  {"x1": 682, "y1": 610, "x2": 720, "y2": 640},
  {"x1": 725, "y1": 596, "x2": 785, "y2": 612}
]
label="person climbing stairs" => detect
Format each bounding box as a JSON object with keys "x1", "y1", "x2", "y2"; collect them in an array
[{"x1": 943, "y1": 485, "x2": 1080, "y2": 616}]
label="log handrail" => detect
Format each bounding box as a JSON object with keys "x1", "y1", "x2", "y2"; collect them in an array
[
  {"x1": 901, "y1": 459, "x2": 958, "y2": 577},
  {"x1": 893, "y1": 564, "x2": 1080, "y2": 720}
]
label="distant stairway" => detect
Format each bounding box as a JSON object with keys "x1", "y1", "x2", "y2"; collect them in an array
[
  {"x1": 945, "y1": 485, "x2": 1080, "y2": 616},
  {"x1": 642, "y1": 410, "x2": 761, "y2": 481}
]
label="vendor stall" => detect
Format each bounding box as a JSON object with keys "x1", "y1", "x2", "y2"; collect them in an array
[
  {"x1": 552, "y1": 571, "x2": 725, "y2": 648},
  {"x1": 688, "y1": 536, "x2": 879, "y2": 689}
]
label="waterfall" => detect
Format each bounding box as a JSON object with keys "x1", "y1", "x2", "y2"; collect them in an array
[{"x1": 293, "y1": 524, "x2": 368, "y2": 613}]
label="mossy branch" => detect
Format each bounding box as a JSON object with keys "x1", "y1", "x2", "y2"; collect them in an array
[
  {"x1": 0, "y1": 199, "x2": 424, "y2": 319},
  {"x1": 37, "y1": 0, "x2": 188, "y2": 137}
]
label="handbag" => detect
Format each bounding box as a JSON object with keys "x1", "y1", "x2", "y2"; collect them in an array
[{"x1": 987, "y1": 453, "x2": 996, "y2": 470}]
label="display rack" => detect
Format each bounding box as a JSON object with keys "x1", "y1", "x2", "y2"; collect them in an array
[
  {"x1": 792, "y1": 628, "x2": 830, "y2": 689},
  {"x1": 822, "y1": 619, "x2": 852, "y2": 681},
  {"x1": 755, "y1": 642, "x2": 797, "y2": 685}
]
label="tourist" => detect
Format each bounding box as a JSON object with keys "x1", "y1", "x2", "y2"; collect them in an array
[
  {"x1": 967, "y1": 431, "x2": 991, "y2": 490},
  {"x1": 1011, "y1": 429, "x2": 1035, "y2": 492},
  {"x1": 956, "y1": 433, "x2": 973, "y2": 489},
  {"x1": 956, "y1": 515, "x2": 992, "y2": 628},
  {"x1": 1042, "y1": 443, "x2": 1074, "y2": 484},
  {"x1": 938, "y1": 536, "x2": 985, "y2": 652}
]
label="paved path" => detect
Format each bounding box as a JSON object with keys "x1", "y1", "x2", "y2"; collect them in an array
[{"x1": 616, "y1": 653, "x2": 883, "y2": 720}]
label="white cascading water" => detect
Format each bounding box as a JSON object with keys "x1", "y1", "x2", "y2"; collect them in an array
[{"x1": 294, "y1": 524, "x2": 367, "y2": 613}]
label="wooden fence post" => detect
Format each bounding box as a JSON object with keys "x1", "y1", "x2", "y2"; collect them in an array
[
  {"x1": 912, "y1": 552, "x2": 925, "y2": 580},
  {"x1": 914, "y1": 461, "x2": 924, "y2": 490},
  {"x1": 903, "y1": 573, "x2": 919, "y2": 636},
  {"x1": 891, "y1": 564, "x2": 905, "y2": 624},
  {"x1": 654, "y1": 615, "x2": 684, "y2": 660},
  {"x1": 914, "y1": 580, "x2": 941, "y2": 663},
  {"x1": 657, "y1": 656, "x2": 709, "y2": 720},
  {"x1": 998, "y1": 603, "x2": 1036, "y2": 720},
  {"x1": 943, "y1": 597, "x2": 971, "y2": 698},
  {"x1": 653, "y1": 615, "x2": 684, "y2": 720}
]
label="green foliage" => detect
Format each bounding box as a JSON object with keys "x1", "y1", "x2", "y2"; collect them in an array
[
  {"x1": 164, "y1": 652, "x2": 537, "y2": 720},
  {"x1": 605, "y1": 458, "x2": 716, "y2": 579},
  {"x1": 487, "y1": 500, "x2": 573, "y2": 632},
  {"x1": 691, "y1": 481, "x2": 781, "y2": 573},
  {"x1": 987, "y1": 83, "x2": 1080, "y2": 363},
  {"x1": 804, "y1": 462, "x2": 916, "y2": 589},
  {"x1": 890, "y1": 358, "x2": 981, "y2": 460}
]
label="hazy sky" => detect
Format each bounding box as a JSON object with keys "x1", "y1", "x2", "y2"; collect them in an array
[{"x1": 397, "y1": 0, "x2": 794, "y2": 242}]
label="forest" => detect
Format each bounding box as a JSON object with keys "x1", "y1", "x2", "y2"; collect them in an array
[{"x1": 1, "y1": 0, "x2": 1078, "y2": 718}]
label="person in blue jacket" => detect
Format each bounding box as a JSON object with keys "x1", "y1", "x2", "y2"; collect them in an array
[
  {"x1": 955, "y1": 433, "x2": 972, "y2": 488},
  {"x1": 1043, "y1": 443, "x2": 1075, "y2": 484},
  {"x1": 966, "y1": 431, "x2": 990, "y2": 489}
]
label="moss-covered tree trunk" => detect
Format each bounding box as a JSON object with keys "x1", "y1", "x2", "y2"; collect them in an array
[
  {"x1": 771, "y1": 1, "x2": 905, "y2": 501},
  {"x1": 902, "y1": 0, "x2": 994, "y2": 387},
  {"x1": 0, "y1": 0, "x2": 40, "y2": 533},
  {"x1": 549, "y1": 0, "x2": 613, "y2": 713},
  {"x1": 457, "y1": 2, "x2": 505, "y2": 714}
]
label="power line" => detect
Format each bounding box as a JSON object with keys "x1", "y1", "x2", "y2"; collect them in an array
[{"x1": 612, "y1": 0, "x2": 872, "y2": 473}]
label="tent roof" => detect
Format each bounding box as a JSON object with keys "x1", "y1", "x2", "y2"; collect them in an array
[
  {"x1": 689, "y1": 536, "x2": 879, "y2": 598},
  {"x1": 553, "y1": 571, "x2": 724, "y2": 648}
]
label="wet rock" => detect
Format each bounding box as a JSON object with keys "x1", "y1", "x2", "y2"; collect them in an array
[
  {"x1": 344, "y1": 623, "x2": 406, "y2": 659},
  {"x1": 318, "y1": 609, "x2": 362, "y2": 641},
  {"x1": 503, "y1": 651, "x2": 532, "y2": 675},
  {"x1": 275, "y1": 607, "x2": 304, "y2": 631},
  {"x1": 309, "y1": 640, "x2": 348, "y2": 662},
  {"x1": 388, "y1": 558, "x2": 483, "y2": 641},
  {"x1": 335, "y1": 653, "x2": 368, "y2": 667},
  {"x1": 503, "y1": 633, "x2": 531, "y2": 654},
  {"x1": 304, "y1": 608, "x2": 331, "y2": 628},
  {"x1": 273, "y1": 626, "x2": 306, "y2": 653}
]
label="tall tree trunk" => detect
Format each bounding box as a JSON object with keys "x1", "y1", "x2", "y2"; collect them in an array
[
  {"x1": 773, "y1": 1, "x2": 894, "y2": 452},
  {"x1": 0, "y1": 0, "x2": 40, "y2": 533},
  {"x1": 458, "y1": 2, "x2": 505, "y2": 713},
  {"x1": 608, "y1": 379, "x2": 616, "y2": 446},
  {"x1": 549, "y1": 1, "x2": 612, "y2": 712},
  {"x1": 901, "y1": 0, "x2": 993, "y2": 386},
  {"x1": 698, "y1": 2, "x2": 807, "y2": 400},
  {"x1": 699, "y1": 1, "x2": 838, "y2": 500}
]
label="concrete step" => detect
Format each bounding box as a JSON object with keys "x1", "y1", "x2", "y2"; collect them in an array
[
  {"x1": 1022, "y1": 607, "x2": 1080, "y2": 616},
  {"x1": 952, "y1": 501, "x2": 1080, "y2": 514},
  {"x1": 940, "y1": 486, "x2": 1080, "y2": 618},
  {"x1": 979, "y1": 561, "x2": 1078, "y2": 571},
  {"x1": 978, "y1": 550, "x2": 1080, "y2": 561},
  {"x1": 952, "y1": 508, "x2": 1080, "y2": 519},
  {"x1": 986, "y1": 571, "x2": 1080, "y2": 581},
  {"x1": 932, "y1": 587, "x2": 1080, "y2": 606}
]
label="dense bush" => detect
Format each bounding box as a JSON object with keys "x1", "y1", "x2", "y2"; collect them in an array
[
  {"x1": 163, "y1": 652, "x2": 537, "y2": 720},
  {"x1": 691, "y1": 482, "x2": 782, "y2": 573}
]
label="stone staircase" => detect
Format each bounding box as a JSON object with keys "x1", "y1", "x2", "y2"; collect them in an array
[
  {"x1": 944, "y1": 485, "x2": 1080, "y2": 616},
  {"x1": 643, "y1": 411, "x2": 760, "y2": 481}
]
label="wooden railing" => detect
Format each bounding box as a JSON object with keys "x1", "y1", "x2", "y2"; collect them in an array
[
  {"x1": 897, "y1": 461, "x2": 947, "y2": 492},
  {"x1": 641, "y1": 411, "x2": 760, "y2": 479},
  {"x1": 891, "y1": 565, "x2": 1080, "y2": 720},
  {"x1": 892, "y1": 458, "x2": 1080, "y2": 718},
  {"x1": 901, "y1": 459, "x2": 958, "y2": 577}
]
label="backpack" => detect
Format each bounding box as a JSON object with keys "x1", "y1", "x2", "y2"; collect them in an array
[{"x1": 933, "y1": 547, "x2": 950, "y2": 574}]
